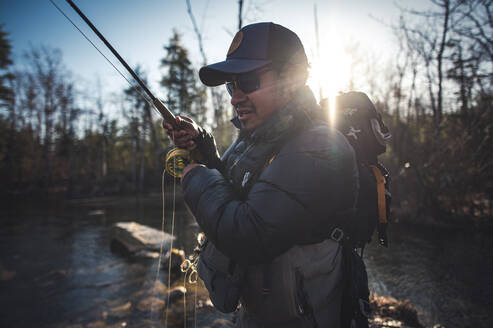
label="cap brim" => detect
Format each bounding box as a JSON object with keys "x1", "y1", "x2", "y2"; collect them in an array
[{"x1": 199, "y1": 59, "x2": 272, "y2": 86}]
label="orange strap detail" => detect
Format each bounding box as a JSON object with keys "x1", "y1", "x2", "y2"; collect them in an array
[{"x1": 370, "y1": 165, "x2": 387, "y2": 224}]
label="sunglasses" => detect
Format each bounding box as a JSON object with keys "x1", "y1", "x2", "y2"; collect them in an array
[{"x1": 225, "y1": 67, "x2": 272, "y2": 96}]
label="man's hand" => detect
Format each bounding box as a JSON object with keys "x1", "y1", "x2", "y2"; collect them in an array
[
  {"x1": 163, "y1": 116, "x2": 200, "y2": 149},
  {"x1": 164, "y1": 115, "x2": 223, "y2": 172}
]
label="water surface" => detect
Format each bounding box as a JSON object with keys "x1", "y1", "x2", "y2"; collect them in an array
[{"x1": 1, "y1": 195, "x2": 491, "y2": 327}]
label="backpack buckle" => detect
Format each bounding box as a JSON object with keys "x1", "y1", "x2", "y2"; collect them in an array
[{"x1": 330, "y1": 228, "x2": 344, "y2": 242}]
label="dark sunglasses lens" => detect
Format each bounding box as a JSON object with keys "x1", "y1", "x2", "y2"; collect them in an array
[
  {"x1": 225, "y1": 73, "x2": 260, "y2": 96},
  {"x1": 226, "y1": 82, "x2": 234, "y2": 96},
  {"x1": 239, "y1": 74, "x2": 260, "y2": 93}
]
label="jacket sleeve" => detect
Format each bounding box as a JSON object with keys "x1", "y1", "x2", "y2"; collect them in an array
[{"x1": 182, "y1": 125, "x2": 358, "y2": 264}]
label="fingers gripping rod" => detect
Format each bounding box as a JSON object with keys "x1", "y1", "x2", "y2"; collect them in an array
[{"x1": 64, "y1": 0, "x2": 177, "y2": 127}]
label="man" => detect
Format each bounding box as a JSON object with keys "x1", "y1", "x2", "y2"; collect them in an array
[{"x1": 164, "y1": 22, "x2": 358, "y2": 327}]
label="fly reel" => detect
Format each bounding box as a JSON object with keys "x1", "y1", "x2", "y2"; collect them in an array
[{"x1": 165, "y1": 148, "x2": 191, "y2": 178}]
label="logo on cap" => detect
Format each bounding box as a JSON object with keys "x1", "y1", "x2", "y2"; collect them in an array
[{"x1": 227, "y1": 31, "x2": 243, "y2": 56}]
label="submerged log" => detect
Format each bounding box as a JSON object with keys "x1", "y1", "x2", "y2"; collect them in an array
[{"x1": 111, "y1": 221, "x2": 175, "y2": 255}]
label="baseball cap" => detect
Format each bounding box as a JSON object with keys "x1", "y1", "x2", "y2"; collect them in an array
[{"x1": 199, "y1": 22, "x2": 308, "y2": 86}]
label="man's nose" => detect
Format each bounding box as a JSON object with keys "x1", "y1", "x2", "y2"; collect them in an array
[{"x1": 231, "y1": 87, "x2": 247, "y2": 107}]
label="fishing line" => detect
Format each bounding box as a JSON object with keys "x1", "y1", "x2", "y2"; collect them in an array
[
  {"x1": 180, "y1": 244, "x2": 200, "y2": 328},
  {"x1": 164, "y1": 152, "x2": 178, "y2": 328},
  {"x1": 194, "y1": 282, "x2": 198, "y2": 328},
  {"x1": 150, "y1": 167, "x2": 168, "y2": 323},
  {"x1": 49, "y1": 0, "x2": 161, "y2": 118},
  {"x1": 183, "y1": 273, "x2": 188, "y2": 328}
]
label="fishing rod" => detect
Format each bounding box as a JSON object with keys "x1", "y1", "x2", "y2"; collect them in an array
[{"x1": 50, "y1": 0, "x2": 192, "y2": 177}]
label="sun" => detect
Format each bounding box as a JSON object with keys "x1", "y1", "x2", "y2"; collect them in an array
[{"x1": 308, "y1": 32, "x2": 351, "y2": 123}]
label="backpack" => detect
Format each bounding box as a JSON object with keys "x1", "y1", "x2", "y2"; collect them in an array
[
  {"x1": 322, "y1": 91, "x2": 392, "y2": 328},
  {"x1": 322, "y1": 91, "x2": 392, "y2": 249}
]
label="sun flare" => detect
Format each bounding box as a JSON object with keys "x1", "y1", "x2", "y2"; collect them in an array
[{"x1": 308, "y1": 32, "x2": 351, "y2": 123}]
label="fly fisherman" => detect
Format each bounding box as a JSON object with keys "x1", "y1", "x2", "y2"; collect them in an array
[{"x1": 163, "y1": 22, "x2": 358, "y2": 327}]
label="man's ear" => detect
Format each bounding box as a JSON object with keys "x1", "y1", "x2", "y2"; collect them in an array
[
  {"x1": 279, "y1": 75, "x2": 302, "y2": 99},
  {"x1": 279, "y1": 62, "x2": 307, "y2": 97}
]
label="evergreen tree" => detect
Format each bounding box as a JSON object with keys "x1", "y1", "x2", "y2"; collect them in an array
[
  {"x1": 124, "y1": 66, "x2": 148, "y2": 193},
  {"x1": 160, "y1": 30, "x2": 205, "y2": 123}
]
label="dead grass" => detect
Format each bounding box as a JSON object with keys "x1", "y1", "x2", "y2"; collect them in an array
[{"x1": 370, "y1": 294, "x2": 423, "y2": 328}]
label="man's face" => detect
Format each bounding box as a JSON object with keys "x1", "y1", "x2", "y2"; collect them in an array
[{"x1": 230, "y1": 70, "x2": 290, "y2": 131}]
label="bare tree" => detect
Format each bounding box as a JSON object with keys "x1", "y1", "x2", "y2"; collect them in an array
[
  {"x1": 448, "y1": 0, "x2": 493, "y2": 115},
  {"x1": 21, "y1": 46, "x2": 76, "y2": 186},
  {"x1": 400, "y1": 0, "x2": 455, "y2": 150},
  {"x1": 185, "y1": 0, "x2": 236, "y2": 150},
  {"x1": 238, "y1": 0, "x2": 244, "y2": 30}
]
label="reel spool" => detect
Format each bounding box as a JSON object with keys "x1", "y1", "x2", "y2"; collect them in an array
[{"x1": 165, "y1": 148, "x2": 191, "y2": 178}]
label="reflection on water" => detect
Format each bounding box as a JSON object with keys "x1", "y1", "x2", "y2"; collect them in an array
[
  {"x1": 0, "y1": 195, "x2": 492, "y2": 327},
  {"x1": 365, "y1": 223, "x2": 493, "y2": 328},
  {"x1": 0, "y1": 194, "x2": 203, "y2": 327}
]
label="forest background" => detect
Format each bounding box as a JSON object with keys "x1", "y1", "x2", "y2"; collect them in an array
[{"x1": 1, "y1": 0, "x2": 492, "y2": 227}]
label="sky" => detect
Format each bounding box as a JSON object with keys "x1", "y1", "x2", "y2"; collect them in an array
[{"x1": 0, "y1": 0, "x2": 433, "y2": 115}]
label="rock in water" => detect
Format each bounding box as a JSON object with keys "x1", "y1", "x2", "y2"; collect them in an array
[
  {"x1": 108, "y1": 301, "x2": 132, "y2": 318},
  {"x1": 111, "y1": 221, "x2": 175, "y2": 254},
  {"x1": 150, "y1": 280, "x2": 167, "y2": 296},
  {"x1": 136, "y1": 297, "x2": 165, "y2": 312},
  {"x1": 163, "y1": 248, "x2": 186, "y2": 272},
  {"x1": 165, "y1": 286, "x2": 187, "y2": 305}
]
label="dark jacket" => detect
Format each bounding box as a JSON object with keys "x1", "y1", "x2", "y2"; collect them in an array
[{"x1": 182, "y1": 87, "x2": 358, "y2": 265}]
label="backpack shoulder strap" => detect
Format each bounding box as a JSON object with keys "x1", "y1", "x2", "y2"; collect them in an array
[
  {"x1": 369, "y1": 165, "x2": 387, "y2": 225},
  {"x1": 369, "y1": 164, "x2": 390, "y2": 247}
]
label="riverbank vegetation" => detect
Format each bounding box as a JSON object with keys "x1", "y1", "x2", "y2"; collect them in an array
[{"x1": 1, "y1": 0, "x2": 492, "y2": 229}]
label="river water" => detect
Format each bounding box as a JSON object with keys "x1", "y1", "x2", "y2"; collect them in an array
[{"x1": 0, "y1": 194, "x2": 491, "y2": 327}]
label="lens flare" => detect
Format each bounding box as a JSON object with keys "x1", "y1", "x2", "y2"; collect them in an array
[{"x1": 308, "y1": 32, "x2": 351, "y2": 126}]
